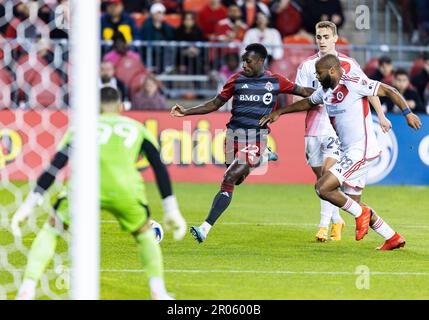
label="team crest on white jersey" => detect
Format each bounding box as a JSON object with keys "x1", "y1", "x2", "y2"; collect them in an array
[
  {"x1": 265, "y1": 81, "x2": 273, "y2": 92},
  {"x1": 336, "y1": 91, "x2": 345, "y2": 102}
]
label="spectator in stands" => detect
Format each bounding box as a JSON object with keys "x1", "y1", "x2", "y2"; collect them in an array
[
  {"x1": 140, "y1": 3, "x2": 176, "y2": 73},
  {"x1": 103, "y1": 31, "x2": 142, "y2": 66},
  {"x1": 159, "y1": 0, "x2": 182, "y2": 14},
  {"x1": 197, "y1": 0, "x2": 228, "y2": 40},
  {"x1": 5, "y1": 0, "x2": 50, "y2": 39},
  {"x1": 219, "y1": 52, "x2": 240, "y2": 80},
  {"x1": 216, "y1": 52, "x2": 240, "y2": 112},
  {"x1": 238, "y1": 0, "x2": 271, "y2": 28},
  {"x1": 269, "y1": 0, "x2": 304, "y2": 38},
  {"x1": 242, "y1": 11, "x2": 283, "y2": 63},
  {"x1": 175, "y1": 11, "x2": 206, "y2": 74},
  {"x1": 411, "y1": 52, "x2": 429, "y2": 102},
  {"x1": 301, "y1": 0, "x2": 344, "y2": 35},
  {"x1": 384, "y1": 69, "x2": 425, "y2": 114},
  {"x1": 100, "y1": 61, "x2": 128, "y2": 102},
  {"x1": 101, "y1": 0, "x2": 138, "y2": 43},
  {"x1": 213, "y1": 4, "x2": 248, "y2": 42},
  {"x1": 140, "y1": 3, "x2": 176, "y2": 40},
  {"x1": 410, "y1": 0, "x2": 429, "y2": 45},
  {"x1": 131, "y1": 73, "x2": 168, "y2": 110},
  {"x1": 369, "y1": 55, "x2": 394, "y2": 85}
]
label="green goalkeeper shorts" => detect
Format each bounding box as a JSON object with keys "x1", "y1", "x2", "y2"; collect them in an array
[{"x1": 53, "y1": 190, "x2": 151, "y2": 233}]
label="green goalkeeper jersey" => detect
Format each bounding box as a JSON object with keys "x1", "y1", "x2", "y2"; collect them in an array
[{"x1": 58, "y1": 113, "x2": 159, "y2": 203}]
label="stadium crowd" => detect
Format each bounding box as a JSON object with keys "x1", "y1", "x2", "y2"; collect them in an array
[{"x1": 0, "y1": 0, "x2": 428, "y2": 113}]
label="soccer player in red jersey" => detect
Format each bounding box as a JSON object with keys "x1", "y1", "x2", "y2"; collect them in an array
[{"x1": 171, "y1": 43, "x2": 315, "y2": 243}]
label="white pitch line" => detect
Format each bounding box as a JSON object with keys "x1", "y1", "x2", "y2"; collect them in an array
[
  {"x1": 4, "y1": 268, "x2": 428, "y2": 276},
  {"x1": 100, "y1": 220, "x2": 429, "y2": 229},
  {"x1": 99, "y1": 269, "x2": 429, "y2": 276}
]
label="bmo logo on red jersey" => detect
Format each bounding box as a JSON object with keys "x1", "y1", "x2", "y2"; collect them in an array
[
  {"x1": 239, "y1": 94, "x2": 261, "y2": 102},
  {"x1": 239, "y1": 94, "x2": 273, "y2": 105}
]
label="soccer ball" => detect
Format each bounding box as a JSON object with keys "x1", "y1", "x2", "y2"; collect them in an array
[{"x1": 150, "y1": 219, "x2": 164, "y2": 243}]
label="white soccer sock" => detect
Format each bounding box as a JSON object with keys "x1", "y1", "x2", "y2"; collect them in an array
[
  {"x1": 331, "y1": 206, "x2": 342, "y2": 224},
  {"x1": 149, "y1": 277, "x2": 167, "y2": 296},
  {"x1": 200, "y1": 221, "x2": 212, "y2": 236},
  {"x1": 341, "y1": 197, "x2": 362, "y2": 218},
  {"x1": 371, "y1": 217, "x2": 395, "y2": 240},
  {"x1": 16, "y1": 278, "x2": 37, "y2": 300},
  {"x1": 319, "y1": 199, "x2": 332, "y2": 227}
]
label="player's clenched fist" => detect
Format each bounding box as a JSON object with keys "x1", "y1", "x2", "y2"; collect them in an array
[
  {"x1": 170, "y1": 104, "x2": 186, "y2": 117},
  {"x1": 405, "y1": 113, "x2": 422, "y2": 130},
  {"x1": 259, "y1": 112, "x2": 280, "y2": 126}
]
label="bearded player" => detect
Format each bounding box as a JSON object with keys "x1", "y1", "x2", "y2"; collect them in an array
[
  {"x1": 171, "y1": 43, "x2": 315, "y2": 243},
  {"x1": 11, "y1": 87, "x2": 186, "y2": 300},
  {"x1": 294, "y1": 21, "x2": 392, "y2": 242},
  {"x1": 261, "y1": 54, "x2": 421, "y2": 250}
]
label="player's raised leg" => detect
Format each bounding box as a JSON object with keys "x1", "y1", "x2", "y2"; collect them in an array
[
  {"x1": 190, "y1": 159, "x2": 250, "y2": 243},
  {"x1": 345, "y1": 192, "x2": 405, "y2": 250},
  {"x1": 16, "y1": 195, "x2": 68, "y2": 301},
  {"x1": 315, "y1": 172, "x2": 371, "y2": 241},
  {"x1": 132, "y1": 221, "x2": 173, "y2": 300}
]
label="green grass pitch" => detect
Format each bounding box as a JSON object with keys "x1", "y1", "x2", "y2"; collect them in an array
[{"x1": 1, "y1": 182, "x2": 428, "y2": 299}]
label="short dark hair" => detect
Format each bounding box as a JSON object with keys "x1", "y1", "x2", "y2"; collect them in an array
[
  {"x1": 316, "y1": 54, "x2": 341, "y2": 69},
  {"x1": 379, "y1": 55, "x2": 392, "y2": 65},
  {"x1": 394, "y1": 68, "x2": 409, "y2": 78},
  {"x1": 100, "y1": 86, "x2": 121, "y2": 104},
  {"x1": 245, "y1": 43, "x2": 268, "y2": 60}
]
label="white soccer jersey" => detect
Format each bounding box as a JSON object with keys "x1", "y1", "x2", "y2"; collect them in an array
[
  {"x1": 309, "y1": 74, "x2": 382, "y2": 160},
  {"x1": 295, "y1": 52, "x2": 368, "y2": 136}
]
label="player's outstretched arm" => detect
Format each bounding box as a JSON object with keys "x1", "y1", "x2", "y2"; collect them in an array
[
  {"x1": 377, "y1": 83, "x2": 422, "y2": 130},
  {"x1": 170, "y1": 97, "x2": 225, "y2": 117},
  {"x1": 11, "y1": 145, "x2": 70, "y2": 237},
  {"x1": 259, "y1": 98, "x2": 315, "y2": 126},
  {"x1": 368, "y1": 96, "x2": 392, "y2": 133},
  {"x1": 293, "y1": 85, "x2": 316, "y2": 98}
]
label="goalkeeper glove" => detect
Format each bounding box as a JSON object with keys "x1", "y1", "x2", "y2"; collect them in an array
[{"x1": 162, "y1": 195, "x2": 186, "y2": 241}]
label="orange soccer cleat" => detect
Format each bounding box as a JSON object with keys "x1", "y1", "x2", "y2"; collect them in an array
[
  {"x1": 355, "y1": 206, "x2": 372, "y2": 241},
  {"x1": 376, "y1": 233, "x2": 406, "y2": 251}
]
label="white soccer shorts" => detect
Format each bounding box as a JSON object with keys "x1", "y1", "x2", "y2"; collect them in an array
[
  {"x1": 305, "y1": 135, "x2": 342, "y2": 168},
  {"x1": 329, "y1": 149, "x2": 379, "y2": 195}
]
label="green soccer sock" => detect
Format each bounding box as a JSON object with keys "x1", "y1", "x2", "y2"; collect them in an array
[
  {"x1": 23, "y1": 223, "x2": 60, "y2": 282},
  {"x1": 136, "y1": 230, "x2": 163, "y2": 279}
]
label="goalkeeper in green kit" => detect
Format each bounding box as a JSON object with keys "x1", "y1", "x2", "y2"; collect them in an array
[{"x1": 11, "y1": 87, "x2": 186, "y2": 300}]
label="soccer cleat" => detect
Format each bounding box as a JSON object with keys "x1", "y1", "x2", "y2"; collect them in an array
[
  {"x1": 190, "y1": 226, "x2": 206, "y2": 243},
  {"x1": 267, "y1": 147, "x2": 278, "y2": 161},
  {"x1": 315, "y1": 227, "x2": 328, "y2": 242},
  {"x1": 330, "y1": 220, "x2": 346, "y2": 241},
  {"x1": 355, "y1": 206, "x2": 372, "y2": 241},
  {"x1": 376, "y1": 233, "x2": 406, "y2": 251}
]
